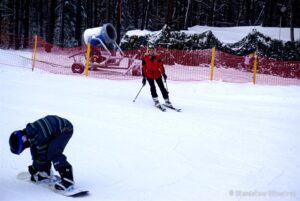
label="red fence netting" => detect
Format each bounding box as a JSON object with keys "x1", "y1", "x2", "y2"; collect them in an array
[{"x1": 1, "y1": 36, "x2": 300, "y2": 85}]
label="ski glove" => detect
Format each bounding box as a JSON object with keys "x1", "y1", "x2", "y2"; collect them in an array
[
  {"x1": 28, "y1": 165, "x2": 37, "y2": 175},
  {"x1": 142, "y1": 77, "x2": 146, "y2": 86},
  {"x1": 163, "y1": 73, "x2": 167, "y2": 80}
]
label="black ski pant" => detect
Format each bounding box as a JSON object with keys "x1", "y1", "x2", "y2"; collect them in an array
[{"x1": 147, "y1": 76, "x2": 169, "y2": 100}]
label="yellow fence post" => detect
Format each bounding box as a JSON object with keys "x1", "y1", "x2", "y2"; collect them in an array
[
  {"x1": 253, "y1": 51, "x2": 257, "y2": 84},
  {"x1": 210, "y1": 47, "x2": 216, "y2": 81},
  {"x1": 85, "y1": 42, "x2": 91, "y2": 76},
  {"x1": 32, "y1": 35, "x2": 38, "y2": 71}
]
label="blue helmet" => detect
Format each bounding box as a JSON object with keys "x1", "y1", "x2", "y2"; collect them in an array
[{"x1": 9, "y1": 130, "x2": 28, "y2": 155}]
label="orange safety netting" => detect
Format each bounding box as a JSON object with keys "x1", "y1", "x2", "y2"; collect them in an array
[
  {"x1": 2, "y1": 36, "x2": 300, "y2": 85},
  {"x1": 214, "y1": 50, "x2": 300, "y2": 85}
]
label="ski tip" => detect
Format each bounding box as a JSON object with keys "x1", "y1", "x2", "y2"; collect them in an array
[{"x1": 162, "y1": 104, "x2": 182, "y2": 112}]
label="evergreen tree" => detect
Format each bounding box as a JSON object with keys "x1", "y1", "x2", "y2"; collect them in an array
[{"x1": 0, "y1": 0, "x2": 299, "y2": 49}]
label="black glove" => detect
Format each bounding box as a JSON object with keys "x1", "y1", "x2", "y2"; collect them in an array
[
  {"x1": 28, "y1": 165, "x2": 37, "y2": 175},
  {"x1": 163, "y1": 73, "x2": 167, "y2": 80},
  {"x1": 142, "y1": 77, "x2": 146, "y2": 86}
]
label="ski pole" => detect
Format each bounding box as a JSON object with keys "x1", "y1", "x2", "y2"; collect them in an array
[
  {"x1": 133, "y1": 85, "x2": 145, "y2": 102},
  {"x1": 164, "y1": 77, "x2": 169, "y2": 92}
]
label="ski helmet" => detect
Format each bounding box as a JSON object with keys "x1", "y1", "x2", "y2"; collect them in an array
[{"x1": 9, "y1": 130, "x2": 27, "y2": 155}]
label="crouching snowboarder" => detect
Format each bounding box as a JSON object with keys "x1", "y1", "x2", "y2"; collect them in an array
[{"x1": 9, "y1": 115, "x2": 74, "y2": 192}]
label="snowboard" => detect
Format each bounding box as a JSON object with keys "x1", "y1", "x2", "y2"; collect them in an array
[{"x1": 17, "y1": 172, "x2": 89, "y2": 197}]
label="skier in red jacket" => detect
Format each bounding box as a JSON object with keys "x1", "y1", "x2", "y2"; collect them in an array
[{"x1": 142, "y1": 44, "x2": 172, "y2": 107}]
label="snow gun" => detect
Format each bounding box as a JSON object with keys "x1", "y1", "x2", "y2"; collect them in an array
[
  {"x1": 70, "y1": 23, "x2": 140, "y2": 75},
  {"x1": 83, "y1": 23, "x2": 123, "y2": 54}
]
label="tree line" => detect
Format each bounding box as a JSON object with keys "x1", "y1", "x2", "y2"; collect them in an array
[{"x1": 0, "y1": 0, "x2": 299, "y2": 49}]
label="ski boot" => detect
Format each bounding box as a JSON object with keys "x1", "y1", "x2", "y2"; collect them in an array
[
  {"x1": 164, "y1": 98, "x2": 173, "y2": 107},
  {"x1": 153, "y1": 97, "x2": 161, "y2": 107}
]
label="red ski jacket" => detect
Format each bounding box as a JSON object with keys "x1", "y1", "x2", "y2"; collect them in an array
[{"x1": 142, "y1": 55, "x2": 164, "y2": 80}]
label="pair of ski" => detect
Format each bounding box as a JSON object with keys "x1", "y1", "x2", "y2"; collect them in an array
[
  {"x1": 156, "y1": 104, "x2": 181, "y2": 112},
  {"x1": 17, "y1": 172, "x2": 89, "y2": 197}
]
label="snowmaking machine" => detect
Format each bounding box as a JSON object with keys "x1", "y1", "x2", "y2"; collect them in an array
[{"x1": 69, "y1": 23, "x2": 140, "y2": 75}]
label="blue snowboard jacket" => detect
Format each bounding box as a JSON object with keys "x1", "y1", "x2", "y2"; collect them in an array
[{"x1": 23, "y1": 115, "x2": 73, "y2": 171}]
